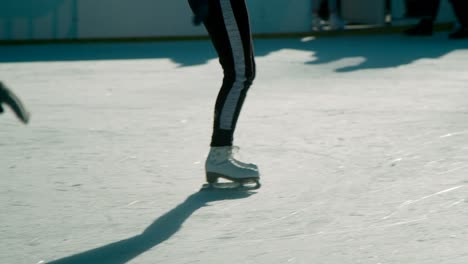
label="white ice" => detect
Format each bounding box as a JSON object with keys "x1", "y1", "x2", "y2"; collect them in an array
[{"x1": 1, "y1": 33, "x2": 468, "y2": 264}]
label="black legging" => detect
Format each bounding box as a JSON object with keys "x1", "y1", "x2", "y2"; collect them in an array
[{"x1": 189, "y1": 0, "x2": 255, "y2": 147}]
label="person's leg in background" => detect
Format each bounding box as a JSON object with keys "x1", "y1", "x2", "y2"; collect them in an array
[
  {"x1": 312, "y1": 0, "x2": 344, "y2": 31},
  {"x1": 312, "y1": 0, "x2": 325, "y2": 31},
  {"x1": 448, "y1": 0, "x2": 468, "y2": 39},
  {"x1": 404, "y1": 0, "x2": 441, "y2": 36},
  {"x1": 328, "y1": 0, "x2": 345, "y2": 30}
]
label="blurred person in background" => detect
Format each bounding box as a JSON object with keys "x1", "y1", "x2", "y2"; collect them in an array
[
  {"x1": 312, "y1": 0, "x2": 345, "y2": 31},
  {"x1": 404, "y1": 0, "x2": 468, "y2": 39}
]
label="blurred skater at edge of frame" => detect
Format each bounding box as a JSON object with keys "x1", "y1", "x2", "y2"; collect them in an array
[{"x1": 0, "y1": 81, "x2": 30, "y2": 124}]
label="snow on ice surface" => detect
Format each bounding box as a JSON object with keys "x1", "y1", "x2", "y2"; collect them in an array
[{"x1": 1, "y1": 33, "x2": 468, "y2": 264}]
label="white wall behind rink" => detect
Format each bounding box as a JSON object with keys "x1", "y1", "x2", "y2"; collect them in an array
[{"x1": 0, "y1": 0, "x2": 456, "y2": 41}]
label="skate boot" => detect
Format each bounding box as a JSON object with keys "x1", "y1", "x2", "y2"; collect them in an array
[
  {"x1": 204, "y1": 146, "x2": 260, "y2": 190},
  {"x1": 329, "y1": 13, "x2": 345, "y2": 31}
]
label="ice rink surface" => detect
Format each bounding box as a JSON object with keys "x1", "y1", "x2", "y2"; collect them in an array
[{"x1": 1, "y1": 33, "x2": 467, "y2": 264}]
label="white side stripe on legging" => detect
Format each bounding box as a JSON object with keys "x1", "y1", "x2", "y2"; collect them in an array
[{"x1": 219, "y1": 0, "x2": 246, "y2": 130}]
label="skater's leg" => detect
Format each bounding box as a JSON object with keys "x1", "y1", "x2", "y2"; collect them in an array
[
  {"x1": 202, "y1": 0, "x2": 256, "y2": 147},
  {"x1": 194, "y1": 0, "x2": 259, "y2": 185}
]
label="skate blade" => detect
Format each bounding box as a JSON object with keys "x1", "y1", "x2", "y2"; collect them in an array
[
  {"x1": 206, "y1": 172, "x2": 260, "y2": 184},
  {"x1": 200, "y1": 180, "x2": 261, "y2": 192}
]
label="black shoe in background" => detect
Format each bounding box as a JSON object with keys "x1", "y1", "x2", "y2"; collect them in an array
[
  {"x1": 449, "y1": 27, "x2": 468, "y2": 39},
  {"x1": 404, "y1": 19, "x2": 434, "y2": 36}
]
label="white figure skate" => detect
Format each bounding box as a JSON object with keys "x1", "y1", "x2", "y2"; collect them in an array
[{"x1": 203, "y1": 146, "x2": 260, "y2": 190}]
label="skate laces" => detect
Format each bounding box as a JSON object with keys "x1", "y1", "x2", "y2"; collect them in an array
[
  {"x1": 230, "y1": 146, "x2": 246, "y2": 161},
  {"x1": 229, "y1": 146, "x2": 257, "y2": 169},
  {"x1": 221, "y1": 146, "x2": 243, "y2": 162},
  {"x1": 208, "y1": 146, "x2": 239, "y2": 162},
  {"x1": 207, "y1": 146, "x2": 257, "y2": 170},
  {"x1": 209, "y1": 146, "x2": 249, "y2": 163},
  {"x1": 230, "y1": 146, "x2": 240, "y2": 154}
]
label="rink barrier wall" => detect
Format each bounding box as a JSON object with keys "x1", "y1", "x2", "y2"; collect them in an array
[
  {"x1": 0, "y1": 23, "x2": 455, "y2": 45},
  {"x1": 0, "y1": 0, "x2": 456, "y2": 42},
  {"x1": 0, "y1": 23, "x2": 456, "y2": 45}
]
